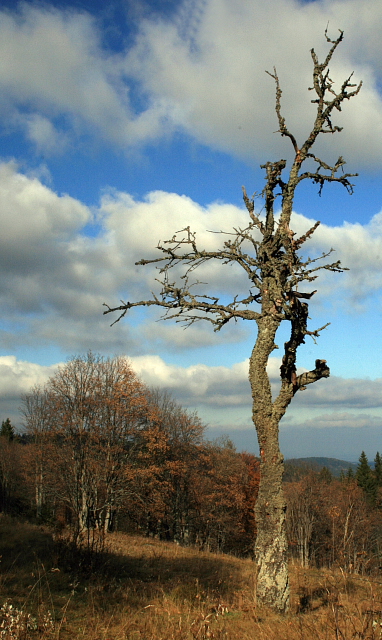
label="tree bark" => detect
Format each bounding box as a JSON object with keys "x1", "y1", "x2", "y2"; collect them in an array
[
  {"x1": 254, "y1": 453, "x2": 289, "y2": 612},
  {"x1": 249, "y1": 316, "x2": 290, "y2": 612}
]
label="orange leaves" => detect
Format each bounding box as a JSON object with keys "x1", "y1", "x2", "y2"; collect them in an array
[
  {"x1": 22, "y1": 352, "x2": 150, "y2": 540},
  {"x1": 285, "y1": 472, "x2": 382, "y2": 572},
  {"x1": 21, "y1": 353, "x2": 261, "y2": 556}
]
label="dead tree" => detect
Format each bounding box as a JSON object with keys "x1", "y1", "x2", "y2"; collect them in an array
[{"x1": 104, "y1": 31, "x2": 361, "y2": 612}]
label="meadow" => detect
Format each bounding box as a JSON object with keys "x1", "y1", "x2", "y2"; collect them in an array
[{"x1": 1, "y1": 514, "x2": 382, "y2": 640}]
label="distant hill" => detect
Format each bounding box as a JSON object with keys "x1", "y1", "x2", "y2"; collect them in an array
[{"x1": 284, "y1": 457, "x2": 357, "y2": 481}]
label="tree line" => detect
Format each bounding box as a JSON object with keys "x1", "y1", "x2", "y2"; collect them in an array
[
  {"x1": 0, "y1": 352, "x2": 259, "y2": 556},
  {"x1": 285, "y1": 453, "x2": 382, "y2": 574},
  {"x1": 1, "y1": 353, "x2": 382, "y2": 575}
]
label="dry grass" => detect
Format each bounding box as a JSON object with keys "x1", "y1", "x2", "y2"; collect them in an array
[{"x1": 1, "y1": 514, "x2": 382, "y2": 639}]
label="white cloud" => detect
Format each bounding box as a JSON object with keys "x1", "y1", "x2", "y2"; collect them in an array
[
  {"x1": 101, "y1": 189, "x2": 382, "y2": 317},
  {"x1": 294, "y1": 376, "x2": 382, "y2": 409},
  {"x1": 0, "y1": 4, "x2": 168, "y2": 149},
  {"x1": 0, "y1": 355, "x2": 61, "y2": 427},
  {"x1": 23, "y1": 113, "x2": 69, "y2": 155},
  {"x1": 1, "y1": 0, "x2": 382, "y2": 164},
  {"x1": 130, "y1": 353, "x2": 251, "y2": 400},
  {"x1": 126, "y1": 0, "x2": 382, "y2": 166},
  {"x1": 0, "y1": 161, "x2": 382, "y2": 355},
  {"x1": 99, "y1": 188, "x2": 252, "y2": 294},
  {"x1": 0, "y1": 161, "x2": 89, "y2": 240},
  {"x1": 292, "y1": 411, "x2": 382, "y2": 430},
  {"x1": 0, "y1": 356, "x2": 59, "y2": 397},
  {"x1": 129, "y1": 354, "x2": 382, "y2": 415},
  {"x1": 290, "y1": 210, "x2": 382, "y2": 306},
  {"x1": 0, "y1": 160, "x2": 92, "y2": 311}
]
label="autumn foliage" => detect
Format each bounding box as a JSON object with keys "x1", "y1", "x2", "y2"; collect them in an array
[
  {"x1": 2, "y1": 353, "x2": 382, "y2": 576},
  {"x1": 285, "y1": 468, "x2": 382, "y2": 574},
  {"x1": 4, "y1": 352, "x2": 259, "y2": 556}
]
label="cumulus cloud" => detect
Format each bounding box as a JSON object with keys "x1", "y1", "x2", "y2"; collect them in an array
[
  {"x1": 100, "y1": 188, "x2": 382, "y2": 325},
  {"x1": 126, "y1": 0, "x2": 382, "y2": 166},
  {"x1": 100, "y1": 187, "x2": 382, "y2": 311},
  {"x1": 129, "y1": 354, "x2": 382, "y2": 416},
  {"x1": 0, "y1": 0, "x2": 382, "y2": 164},
  {"x1": 0, "y1": 161, "x2": 91, "y2": 306},
  {"x1": 130, "y1": 354, "x2": 251, "y2": 405},
  {"x1": 0, "y1": 3, "x2": 168, "y2": 151},
  {"x1": 0, "y1": 162, "x2": 254, "y2": 355},
  {"x1": 0, "y1": 355, "x2": 60, "y2": 426},
  {"x1": 0, "y1": 161, "x2": 132, "y2": 354},
  {"x1": 23, "y1": 113, "x2": 69, "y2": 155},
  {"x1": 0, "y1": 161, "x2": 382, "y2": 355},
  {"x1": 0, "y1": 355, "x2": 59, "y2": 396},
  {"x1": 290, "y1": 411, "x2": 382, "y2": 430},
  {"x1": 296, "y1": 376, "x2": 382, "y2": 409},
  {"x1": 99, "y1": 187, "x2": 253, "y2": 295},
  {"x1": 289, "y1": 210, "x2": 382, "y2": 308}
]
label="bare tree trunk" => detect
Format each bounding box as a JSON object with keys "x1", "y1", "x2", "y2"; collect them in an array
[
  {"x1": 250, "y1": 317, "x2": 289, "y2": 612},
  {"x1": 254, "y1": 450, "x2": 289, "y2": 612},
  {"x1": 35, "y1": 465, "x2": 44, "y2": 520}
]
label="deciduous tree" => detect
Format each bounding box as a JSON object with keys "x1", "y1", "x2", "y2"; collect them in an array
[
  {"x1": 21, "y1": 386, "x2": 53, "y2": 520},
  {"x1": 23, "y1": 353, "x2": 149, "y2": 544},
  {"x1": 104, "y1": 31, "x2": 361, "y2": 611}
]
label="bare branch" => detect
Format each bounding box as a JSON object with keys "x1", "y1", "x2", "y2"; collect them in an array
[
  {"x1": 104, "y1": 274, "x2": 262, "y2": 330},
  {"x1": 293, "y1": 221, "x2": 320, "y2": 250},
  {"x1": 242, "y1": 186, "x2": 265, "y2": 233},
  {"x1": 265, "y1": 67, "x2": 300, "y2": 158},
  {"x1": 298, "y1": 154, "x2": 358, "y2": 194}
]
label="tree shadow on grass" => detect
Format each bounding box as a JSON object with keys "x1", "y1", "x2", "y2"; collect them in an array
[
  {"x1": 54, "y1": 535, "x2": 250, "y2": 610},
  {"x1": 0, "y1": 515, "x2": 54, "y2": 570},
  {"x1": 0, "y1": 517, "x2": 251, "y2": 614}
]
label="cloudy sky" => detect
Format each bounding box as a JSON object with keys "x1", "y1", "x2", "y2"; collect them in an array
[{"x1": 1, "y1": 0, "x2": 382, "y2": 461}]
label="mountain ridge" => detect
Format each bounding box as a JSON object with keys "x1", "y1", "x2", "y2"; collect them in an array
[{"x1": 284, "y1": 456, "x2": 357, "y2": 480}]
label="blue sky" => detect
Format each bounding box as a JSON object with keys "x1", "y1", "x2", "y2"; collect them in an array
[{"x1": 1, "y1": 0, "x2": 382, "y2": 461}]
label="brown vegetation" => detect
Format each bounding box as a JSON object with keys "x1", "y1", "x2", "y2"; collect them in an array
[
  {"x1": 2, "y1": 515, "x2": 382, "y2": 640},
  {"x1": 3, "y1": 355, "x2": 382, "y2": 633},
  {"x1": 3, "y1": 354, "x2": 259, "y2": 559}
]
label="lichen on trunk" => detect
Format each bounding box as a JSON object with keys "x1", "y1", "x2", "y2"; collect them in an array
[{"x1": 249, "y1": 318, "x2": 289, "y2": 610}]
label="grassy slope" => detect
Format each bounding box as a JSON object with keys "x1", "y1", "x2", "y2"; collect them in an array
[{"x1": 1, "y1": 514, "x2": 382, "y2": 639}]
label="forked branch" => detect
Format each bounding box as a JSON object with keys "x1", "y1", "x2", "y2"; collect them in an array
[{"x1": 104, "y1": 30, "x2": 360, "y2": 394}]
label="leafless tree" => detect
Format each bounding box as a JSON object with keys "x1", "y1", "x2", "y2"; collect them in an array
[
  {"x1": 21, "y1": 385, "x2": 54, "y2": 520},
  {"x1": 104, "y1": 31, "x2": 361, "y2": 611}
]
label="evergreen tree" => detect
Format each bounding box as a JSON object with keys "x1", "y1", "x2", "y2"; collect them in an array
[
  {"x1": 356, "y1": 451, "x2": 376, "y2": 504},
  {"x1": 374, "y1": 452, "x2": 382, "y2": 487},
  {"x1": 0, "y1": 419, "x2": 14, "y2": 442},
  {"x1": 318, "y1": 466, "x2": 332, "y2": 484},
  {"x1": 346, "y1": 467, "x2": 355, "y2": 481}
]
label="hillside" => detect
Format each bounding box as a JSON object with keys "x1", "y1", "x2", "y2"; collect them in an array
[
  {"x1": 284, "y1": 456, "x2": 357, "y2": 480},
  {"x1": 0, "y1": 515, "x2": 381, "y2": 640}
]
